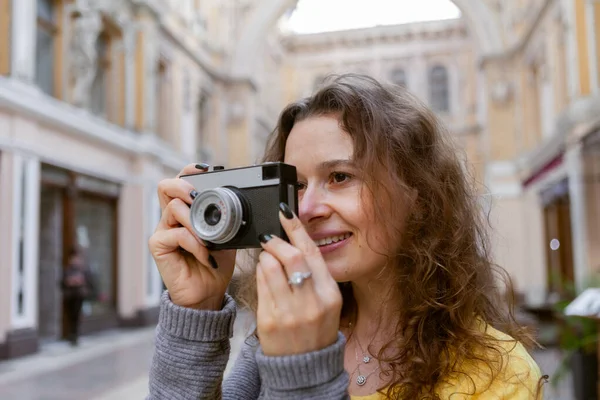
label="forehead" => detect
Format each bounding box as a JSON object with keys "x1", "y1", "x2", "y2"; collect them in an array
[{"x1": 284, "y1": 116, "x2": 354, "y2": 167}]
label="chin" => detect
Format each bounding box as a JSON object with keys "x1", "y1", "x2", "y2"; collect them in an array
[{"x1": 325, "y1": 261, "x2": 355, "y2": 283}]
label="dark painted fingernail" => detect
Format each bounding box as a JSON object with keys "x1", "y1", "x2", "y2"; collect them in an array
[
  {"x1": 258, "y1": 233, "x2": 274, "y2": 243},
  {"x1": 208, "y1": 255, "x2": 218, "y2": 269},
  {"x1": 190, "y1": 190, "x2": 198, "y2": 200},
  {"x1": 279, "y1": 202, "x2": 294, "y2": 219},
  {"x1": 195, "y1": 163, "x2": 210, "y2": 170}
]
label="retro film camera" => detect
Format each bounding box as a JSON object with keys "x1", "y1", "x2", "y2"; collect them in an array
[{"x1": 180, "y1": 162, "x2": 299, "y2": 250}]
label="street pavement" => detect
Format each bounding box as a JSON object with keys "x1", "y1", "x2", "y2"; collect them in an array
[{"x1": 0, "y1": 311, "x2": 575, "y2": 400}]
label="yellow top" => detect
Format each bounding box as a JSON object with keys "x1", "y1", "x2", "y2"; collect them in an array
[{"x1": 350, "y1": 324, "x2": 543, "y2": 399}]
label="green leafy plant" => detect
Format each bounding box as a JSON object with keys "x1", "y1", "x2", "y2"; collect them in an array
[{"x1": 549, "y1": 276, "x2": 600, "y2": 387}]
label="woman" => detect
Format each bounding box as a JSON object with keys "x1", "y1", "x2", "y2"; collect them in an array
[{"x1": 148, "y1": 74, "x2": 544, "y2": 399}]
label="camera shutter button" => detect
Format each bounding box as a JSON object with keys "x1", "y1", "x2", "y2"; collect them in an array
[{"x1": 213, "y1": 165, "x2": 225, "y2": 170}]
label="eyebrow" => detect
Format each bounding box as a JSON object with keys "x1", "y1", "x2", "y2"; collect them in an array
[{"x1": 317, "y1": 159, "x2": 356, "y2": 170}]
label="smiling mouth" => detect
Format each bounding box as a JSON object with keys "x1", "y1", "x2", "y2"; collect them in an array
[{"x1": 313, "y1": 232, "x2": 352, "y2": 247}]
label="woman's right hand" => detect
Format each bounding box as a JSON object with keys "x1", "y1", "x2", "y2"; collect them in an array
[{"x1": 148, "y1": 163, "x2": 237, "y2": 311}]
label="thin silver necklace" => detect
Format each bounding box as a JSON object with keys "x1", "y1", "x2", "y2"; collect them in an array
[{"x1": 353, "y1": 337, "x2": 380, "y2": 386}]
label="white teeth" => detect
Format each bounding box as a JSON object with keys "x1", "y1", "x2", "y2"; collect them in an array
[{"x1": 314, "y1": 233, "x2": 351, "y2": 247}]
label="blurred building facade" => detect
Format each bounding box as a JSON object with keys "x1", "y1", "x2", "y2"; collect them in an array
[
  {"x1": 0, "y1": 0, "x2": 252, "y2": 358},
  {"x1": 279, "y1": 18, "x2": 483, "y2": 183},
  {"x1": 0, "y1": 0, "x2": 599, "y2": 361},
  {"x1": 236, "y1": 0, "x2": 600, "y2": 313}
]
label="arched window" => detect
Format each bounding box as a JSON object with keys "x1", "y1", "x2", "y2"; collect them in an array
[
  {"x1": 390, "y1": 68, "x2": 407, "y2": 87},
  {"x1": 429, "y1": 65, "x2": 449, "y2": 112}
]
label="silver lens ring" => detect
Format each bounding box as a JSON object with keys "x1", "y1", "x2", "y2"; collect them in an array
[{"x1": 189, "y1": 188, "x2": 244, "y2": 244}]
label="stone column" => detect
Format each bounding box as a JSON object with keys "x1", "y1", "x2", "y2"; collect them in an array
[
  {"x1": 117, "y1": 155, "x2": 163, "y2": 322},
  {"x1": 562, "y1": 0, "x2": 581, "y2": 100},
  {"x1": 131, "y1": 6, "x2": 159, "y2": 133},
  {"x1": 141, "y1": 21, "x2": 159, "y2": 133},
  {"x1": 566, "y1": 142, "x2": 590, "y2": 292},
  {"x1": 117, "y1": 180, "x2": 145, "y2": 319},
  {"x1": 124, "y1": 26, "x2": 137, "y2": 130},
  {"x1": 10, "y1": 0, "x2": 37, "y2": 83},
  {"x1": 0, "y1": 152, "x2": 17, "y2": 346},
  {"x1": 0, "y1": 151, "x2": 41, "y2": 358},
  {"x1": 586, "y1": 0, "x2": 599, "y2": 93}
]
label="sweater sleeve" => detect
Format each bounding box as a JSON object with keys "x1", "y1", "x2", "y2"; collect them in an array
[
  {"x1": 148, "y1": 291, "x2": 238, "y2": 400},
  {"x1": 148, "y1": 290, "x2": 350, "y2": 400},
  {"x1": 255, "y1": 332, "x2": 350, "y2": 399}
]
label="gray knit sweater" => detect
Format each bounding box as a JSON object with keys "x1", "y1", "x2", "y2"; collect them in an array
[{"x1": 148, "y1": 291, "x2": 351, "y2": 399}]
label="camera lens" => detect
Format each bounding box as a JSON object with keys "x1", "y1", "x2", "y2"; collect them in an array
[
  {"x1": 189, "y1": 188, "x2": 246, "y2": 244},
  {"x1": 204, "y1": 204, "x2": 222, "y2": 226}
]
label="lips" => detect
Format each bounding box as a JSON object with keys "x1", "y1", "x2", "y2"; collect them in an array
[{"x1": 313, "y1": 232, "x2": 352, "y2": 247}]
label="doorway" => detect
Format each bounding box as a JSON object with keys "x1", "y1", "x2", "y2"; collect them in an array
[
  {"x1": 37, "y1": 184, "x2": 64, "y2": 343},
  {"x1": 37, "y1": 165, "x2": 120, "y2": 342},
  {"x1": 542, "y1": 179, "x2": 575, "y2": 300}
]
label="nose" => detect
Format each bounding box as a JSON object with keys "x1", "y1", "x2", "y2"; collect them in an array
[{"x1": 298, "y1": 184, "x2": 332, "y2": 225}]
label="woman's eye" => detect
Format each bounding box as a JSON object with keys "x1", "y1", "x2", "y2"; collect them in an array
[
  {"x1": 295, "y1": 182, "x2": 307, "y2": 191},
  {"x1": 331, "y1": 172, "x2": 351, "y2": 184}
]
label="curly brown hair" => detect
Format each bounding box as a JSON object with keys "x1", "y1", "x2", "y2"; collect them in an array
[{"x1": 236, "y1": 74, "x2": 541, "y2": 399}]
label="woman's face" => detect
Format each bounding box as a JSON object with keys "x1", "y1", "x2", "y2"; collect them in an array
[{"x1": 284, "y1": 115, "x2": 391, "y2": 283}]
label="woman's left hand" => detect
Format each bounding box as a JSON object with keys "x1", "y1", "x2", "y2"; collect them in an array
[{"x1": 256, "y1": 203, "x2": 343, "y2": 356}]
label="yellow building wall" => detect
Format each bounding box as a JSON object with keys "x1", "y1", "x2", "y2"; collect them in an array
[
  {"x1": 0, "y1": 0, "x2": 11, "y2": 76},
  {"x1": 575, "y1": 0, "x2": 591, "y2": 95}
]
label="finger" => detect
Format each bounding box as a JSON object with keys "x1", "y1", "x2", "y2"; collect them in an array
[
  {"x1": 176, "y1": 163, "x2": 210, "y2": 178},
  {"x1": 157, "y1": 163, "x2": 210, "y2": 210},
  {"x1": 257, "y1": 250, "x2": 293, "y2": 299},
  {"x1": 278, "y1": 202, "x2": 321, "y2": 259},
  {"x1": 259, "y1": 233, "x2": 312, "y2": 276},
  {"x1": 157, "y1": 198, "x2": 205, "y2": 244},
  {"x1": 157, "y1": 178, "x2": 197, "y2": 210},
  {"x1": 149, "y1": 227, "x2": 209, "y2": 267},
  {"x1": 276, "y1": 203, "x2": 331, "y2": 283},
  {"x1": 256, "y1": 263, "x2": 274, "y2": 316}
]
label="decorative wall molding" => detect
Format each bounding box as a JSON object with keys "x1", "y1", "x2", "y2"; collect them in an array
[
  {"x1": 282, "y1": 19, "x2": 469, "y2": 53},
  {"x1": 0, "y1": 77, "x2": 190, "y2": 175}
]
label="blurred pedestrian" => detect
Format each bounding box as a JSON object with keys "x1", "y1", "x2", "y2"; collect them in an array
[{"x1": 60, "y1": 248, "x2": 96, "y2": 346}]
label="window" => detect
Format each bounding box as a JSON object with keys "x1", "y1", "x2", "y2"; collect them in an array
[
  {"x1": 155, "y1": 58, "x2": 171, "y2": 141},
  {"x1": 429, "y1": 65, "x2": 449, "y2": 112},
  {"x1": 90, "y1": 31, "x2": 110, "y2": 116},
  {"x1": 75, "y1": 193, "x2": 117, "y2": 317},
  {"x1": 390, "y1": 68, "x2": 407, "y2": 87},
  {"x1": 36, "y1": 0, "x2": 57, "y2": 95},
  {"x1": 197, "y1": 90, "x2": 211, "y2": 161}
]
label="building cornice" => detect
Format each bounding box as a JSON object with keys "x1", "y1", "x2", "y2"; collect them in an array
[
  {"x1": 0, "y1": 77, "x2": 188, "y2": 174},
  {"x1": 282, "y1": 19, "x2": 469, "y2": 53}
]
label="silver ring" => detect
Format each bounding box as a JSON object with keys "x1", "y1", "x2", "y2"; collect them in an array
[{"x1": 288, "y1": 271, "x2": 312, "y2": 287}]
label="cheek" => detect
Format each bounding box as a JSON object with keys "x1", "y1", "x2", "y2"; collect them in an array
[{"x1": 355, "y1": 194, "x2": 395, "y2": 254}]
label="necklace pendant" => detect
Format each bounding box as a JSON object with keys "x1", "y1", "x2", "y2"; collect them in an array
[
  {"x1": 356, "y1": 375, "x2": 367, "y2": 386},
  {"x1": 362, "y1": 355, "x2": 370, "y2": 363}
]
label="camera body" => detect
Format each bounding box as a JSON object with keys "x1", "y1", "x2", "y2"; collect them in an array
[{"x1": 180, "y1": 162, "x2": 298, "y2": 250}]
